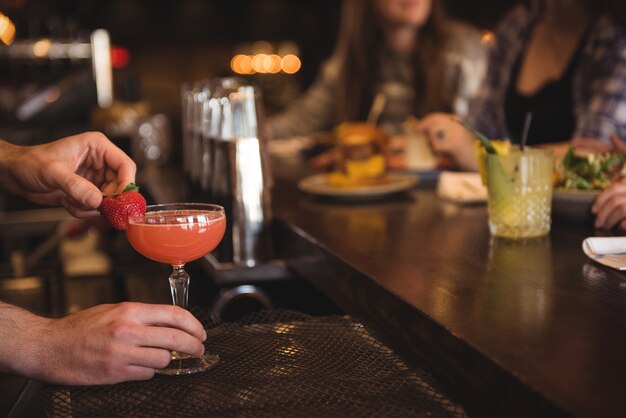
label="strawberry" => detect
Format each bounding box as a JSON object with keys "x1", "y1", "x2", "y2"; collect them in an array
[{"x1": 99, "y1": 183, "x2": 147, "y2": 230}]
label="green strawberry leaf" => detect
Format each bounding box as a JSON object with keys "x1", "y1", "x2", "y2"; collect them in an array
[{"x1": 123, "y1": 183, "x2": 139, "y2": 192}]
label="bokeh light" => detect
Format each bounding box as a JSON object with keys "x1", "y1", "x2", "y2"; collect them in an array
[{"x1": 230, "y1": 41, "x2": 301, "y2": 75}]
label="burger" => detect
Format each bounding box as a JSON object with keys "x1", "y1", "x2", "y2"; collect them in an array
[{"x1": 328, "y1": 122, "x2": 389, "y2": 187}]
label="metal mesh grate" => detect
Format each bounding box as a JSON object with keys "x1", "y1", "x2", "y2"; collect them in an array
[{"x1": 40, "y1": 309, "x2": 467, "y2": 417}]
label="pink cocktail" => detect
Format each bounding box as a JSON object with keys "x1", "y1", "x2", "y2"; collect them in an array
[
  {"x1": 127, "y1": 210, "x2": 225, "y2": 265},
  {"x1": 127, "y1": 203, "x2": 226, "y2": 375}
]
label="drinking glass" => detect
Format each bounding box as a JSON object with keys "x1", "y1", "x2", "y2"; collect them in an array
[
  {"x1": 127, "y1": 203, "x2": 226, "y2": 375},
  {"x1": 484, "y1": 146, "x2": 553, "y2": 239}
]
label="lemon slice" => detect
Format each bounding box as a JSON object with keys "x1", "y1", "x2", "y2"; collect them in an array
[{"x1": 475, "y1": 139, "x2": 511, "y2": 184}]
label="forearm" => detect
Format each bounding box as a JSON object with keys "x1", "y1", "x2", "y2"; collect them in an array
[
  {"x1": 0, "y1": 301, "x2": 50, "y2": 379},
  {"x1": 0, "y1": 139, "x2": 25, "y2": 196}
]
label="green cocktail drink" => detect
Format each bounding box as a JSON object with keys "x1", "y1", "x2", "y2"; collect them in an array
[{"x1": 485, "y1": 147, "x2": 554, "y2": 239}]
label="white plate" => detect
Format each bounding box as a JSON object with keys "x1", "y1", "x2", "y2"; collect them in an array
[
  {"x1": 298, "y1": 173, "x2": 419, "y2": 201},
  {"x1": 552, "y1": 188, "x2": 599, "y2": 221}
]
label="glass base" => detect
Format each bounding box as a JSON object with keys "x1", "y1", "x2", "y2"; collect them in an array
[{"x1": 155, "y1": 352, "x2": 220, "y2": 376}]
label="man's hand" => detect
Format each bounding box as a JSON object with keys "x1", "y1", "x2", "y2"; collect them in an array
[
  {"x1": 0, "y1": 132, "x2": 136, "y2": 217},
  {"x1": 5, "y1": 302, "x2": 207, "y2": 385}
]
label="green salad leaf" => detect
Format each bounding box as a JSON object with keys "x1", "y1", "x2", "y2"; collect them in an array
[{"x1": 556, "y1": 146, "x2": 626, "y2": 190}]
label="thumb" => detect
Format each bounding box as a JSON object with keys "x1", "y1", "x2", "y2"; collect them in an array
[{"x1": 47, "y1": 163, "x2": 103, "y2": 209}]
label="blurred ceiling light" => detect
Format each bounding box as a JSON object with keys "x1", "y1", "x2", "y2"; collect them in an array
[
  {"x1": 281, "y1": 54, "x2": 301, "y2": 74},
  {"x1": 241, "y1": 55, "x2": 254, "y2": 74},
  {"x1": 268, "y1": 54, "x2": 281, "y2": 74},
  {"x1": 0, "y1": 12, "x2": 15, "y2": 46},
  {"x1": 230, "y1": 54, "x2": 248, "y2": 74},
  {"x1": 261, "y1": 55, "x2": 275, "y2": 73},
  {"x1": 32, "y1": 39, "x2": 51, "y2": 57},
  {"x1": 230, "y1": 41, "x2": 301, "y2": 75},
  {"x1": 251, "y1": 53, "x2": 267, "y2": 73}
]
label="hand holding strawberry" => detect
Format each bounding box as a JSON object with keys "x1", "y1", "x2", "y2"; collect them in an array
[{"x1": 99, "y1": 183, "x2": 147, "y2": 230}]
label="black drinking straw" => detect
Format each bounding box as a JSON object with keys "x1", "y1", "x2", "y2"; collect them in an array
[{"x1": 521, "y1": 112, "x2": 532, "y2": 151}]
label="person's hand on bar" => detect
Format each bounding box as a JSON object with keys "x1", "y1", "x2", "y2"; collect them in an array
[
  {"x1": 592, "y1": 134, "x2": 626, "y2": 230},
  {"x1": 0, "y1": 132, "x2": 208, "y2": 385},
  {"x1": 0, "y1": 302, "x2": 207, "y2": 385}
]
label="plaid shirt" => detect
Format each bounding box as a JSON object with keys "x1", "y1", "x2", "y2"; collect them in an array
[{"x1": 467, "y1": 3, "x2": 626, "y2": 141}]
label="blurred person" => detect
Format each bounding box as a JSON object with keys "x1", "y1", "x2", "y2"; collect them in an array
[
  {"x1": 418, "y1": 0, "x2": 626, "y2": 171},
  {"x1": 268, "y1": 0, "x2": 487, "y2": 141},
  {"x1": 0, "y1": 132, "x2": 207, "y2": 385}
]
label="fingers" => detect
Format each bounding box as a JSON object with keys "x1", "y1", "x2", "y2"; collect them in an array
[
  {"x1": 38, "y1": 132, "x2": 137, "y2": 213},
  {"x1": 592, "y1": 184, "x2": 626, "y2": 229},
  {"x1": 60, "y1": 195, "x2": 101, "y2": 218},
  {"x1": 416, "y1": 114, "x2": 478, "y2": 171},
  {"x1": 81, "y1": 132, "x2": 137, "y2": 193},
  {"x1": 46, "y1": 162, "x2": 103, "y2": 210},
  {"x1": 132, "y1": 303, "x2": 207, "y2": 342},
  {"x1": 116, "y1": 365, "x2": 157, "y2": 383},
  {"x1": 133, "y1": 326, "x2": 206, "y2": 358},
  {"x1": 417, "y1": 113, "x2": 460, "y2": 150}
]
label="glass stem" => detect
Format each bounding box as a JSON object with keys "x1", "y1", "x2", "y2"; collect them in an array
[{"x1": 169, "y1": 264, "x2": 190, "y2": 309}]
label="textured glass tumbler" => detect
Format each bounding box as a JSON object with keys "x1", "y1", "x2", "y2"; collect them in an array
[{"x1": 485, "y1": 147, "x2": 554, "y2": 239}]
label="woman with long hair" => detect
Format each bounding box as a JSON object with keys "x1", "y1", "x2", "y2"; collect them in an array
[{"x1": 269, "y1": 0, "x2": 486, "y2": 139}]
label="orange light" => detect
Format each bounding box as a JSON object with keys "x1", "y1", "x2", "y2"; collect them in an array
[
  {"x1": 231, "y1": 54, "x2": 256, "y2": 75},
  {"x1": 251, "y1": 53, "x2": 267, "y2": 73},
  {"x1": 268, "y1": 54, "x2": 282, "y2": 74},
  {"x1": 0, "y1": 12, "x2": 15, "y2": 46},
  {"x1": 32, "y1": 39, "x2": 51, "y2": 57},
  {"x1": 229, "y1": 45, "x2": 302, "y2": 75},
  {"x1": 231, "y1": 54, "x2": 244, "y2": 74},
  {"x1": 240, "y1": 55, "x2": 253, "y2": 74},
  {"x1": 281, "y1": 54, "x2": 301, "y2": 74}
]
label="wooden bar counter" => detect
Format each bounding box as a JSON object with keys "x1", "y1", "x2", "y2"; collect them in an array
[
  {"x1": 4, "y1": 157, "x2": 624, "y2": 417},
  {"x1": 269, "y1": 156, "x2": 626, "y2": 418}
]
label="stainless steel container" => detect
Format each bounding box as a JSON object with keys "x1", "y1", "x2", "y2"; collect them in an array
[{"x1": 196, "y1": 77, "x2": 273, "y2": 267}]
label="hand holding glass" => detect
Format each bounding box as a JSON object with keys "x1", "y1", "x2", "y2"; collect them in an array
[{"x1": 127, "y1": 203, "x2": 226, "y2": 375}]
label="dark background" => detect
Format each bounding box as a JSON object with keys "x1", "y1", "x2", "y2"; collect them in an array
[
  {"x1": 0, "y1": 0, "x2": 517, "y2": 141},
  {"x1": 1, "y1": 0, "x2": 515, "y2": 85}
]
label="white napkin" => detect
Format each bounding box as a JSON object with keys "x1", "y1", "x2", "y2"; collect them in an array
[
  {"x1": 436, "y1": 171, "x2": 487, "y2": 204},
  {"x1": 582, "y1": 237, "x2": 626, "y2": 270},
  {"x1": 583, "y1": 237, "x2": 626, "y2": 255}
]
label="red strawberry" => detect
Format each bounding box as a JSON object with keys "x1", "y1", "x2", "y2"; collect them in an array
[{"x1": 99, "y1": 183, "x2": 147, "y2": 230}]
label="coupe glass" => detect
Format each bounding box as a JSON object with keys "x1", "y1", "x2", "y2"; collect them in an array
[{"x1": 127, "y1": 203, "x2": 226, "y2": 375}]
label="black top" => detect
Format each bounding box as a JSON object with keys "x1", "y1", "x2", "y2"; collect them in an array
[{"x1": 504, "y1": 34, "x2": 586, "y2": 145}]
